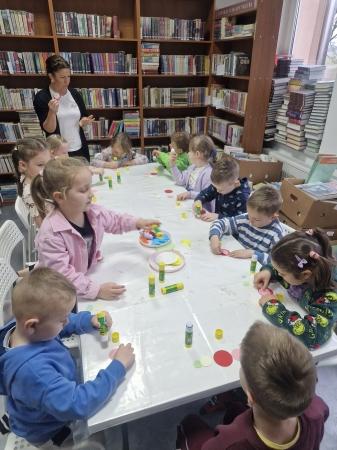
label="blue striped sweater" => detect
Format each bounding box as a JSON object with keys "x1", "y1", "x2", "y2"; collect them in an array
[{"x1": 209, "y1": 213, "x2": 286, "y2": 264}]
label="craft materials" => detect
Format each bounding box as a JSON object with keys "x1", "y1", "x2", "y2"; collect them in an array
[
  {"x1": 117, "y1": 170, "x2": 121, "y2": 184},
  {"x1": 111, "y1": 332, "x2": 120, "y2": 344},
  {"x1": 108, "y1": 177, "x2": 113, "y2": 190},
  {"x1": 149, "y1": 273, "x2": 155, "y2": 297},
  {"x1": 215, "y1": 328, "x2": 223, "y2": 340},
  {"x1": 213, "y1": 350, "x2": 233, "y2": 367},
  {"x1": 97, "y1": 311, "x2": 108, "y2": 345},
  {"x1": 185, "y1": 322, "x2": 193, "y2": 348},
  {"x1": 99, "y1": 174, "x2": 103, "y2": 182},
  {"x1": 250, "y1": 254, "x2": 257, "y2": 274},
  {"x1": 161, "y1": 282, "x2": 184, "y2": 295},
  {"x1": 159, "y1": 261, "x2": 165, "y2": 283},
  {"x1": 194, "y1": 200, "x2": 202, "y2": 217}
]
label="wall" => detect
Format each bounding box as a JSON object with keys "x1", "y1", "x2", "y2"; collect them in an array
[{"x1": 319, "y1": 73, "x2": 337, "y2": 155}]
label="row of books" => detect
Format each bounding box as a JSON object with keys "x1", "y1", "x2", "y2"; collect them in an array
[
  {"x1": 0, "y1": 9, "x2": 34, "y2": 36},
  {"x1": 212, "y1": 52, "x2": 250, "y2": 76},
  {"x1": 0, "y1": 52, "x2": 52, "y2": 75},
  {"x1": 0, "y1": 153, "x2": 15, "y2": 174},
  {"x1": 84, "y1": 112, "x2": 140, "y2": 139},
  {"x1": 19, "y1": 111, "x2": 44, "y2": 138},
  {"x1": 142, "y1": 86, "x2": 209, "y2": 107},
  {"x1": 208, "y1": 116, "x2": 244, "y2": 146},
  {"x1": 159, "y1": 55, "x2": 210, "y2": 75},
  {"x1": 140, "y1": 17, "x2": 205, "y2": 40},
  {"x1": 0, "y1": 86, "x2": 40, "y2": 110},
  {"x1": 54, "y1": 12, "x2": 120, "y2": 38},
  {"x1": 0, "y1": 183, "x2": 17, "y2": 204},
  {"x1": 143, "y1": 116, "x2": 207, "y2": 136},
  {"x1": 141, "y1": 43, "x2": 160, "y2": 74},
  {"x1": 214, "y1": 17, "x2": 255, "y2": 40},
  {"x1": 123, "y1": 112, "x2": 140, "y2": 137},
  {"x1": 60, "y1": 52, "x2": 137, "y2": 75},
  {"x1": 0, "y1": 122, "x2": 24, "y2": 142},
  {"x1": 211, "y1": 85, "x2": 247, "y2": 114},
  {"x1": 77, "y1": 88, "x2": 137, "y2": 109},
  {"x1": 274, "y1": 56, "x2": 304, "y2": 78}
]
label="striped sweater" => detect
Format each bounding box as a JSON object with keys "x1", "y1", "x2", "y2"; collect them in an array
[{"x1": 209, "y1": 213, "x2": 286, "y2": 264}]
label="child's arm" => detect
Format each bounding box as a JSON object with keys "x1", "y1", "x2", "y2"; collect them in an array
[
  {"x1": 91, "y1": 147, "x2": 114, "y2": 168},
  {"x1": 171, "y1": 165, "x2": 189, "y2": 186},
  {"x1": 59, "y1": 312, "x2": 96, "y2": 337},
  {"x1": 209, "y1": 217, "x2": 238, "y2": 255},
  {"x1": 176, "y1": 153, "x2": 190, "y2": 172},
  {"x1": 121, "y1": 153, "x2": 148, "y2": 166},
  {"x1": 195, "y1": 185, "x2": 217, "y2": 205},
  {"x1": 260, "y1": 289, "x2": 337, "y2": 349},
  {"x1": 156, "y1": 151, "x2": 171, "y2": 171}
]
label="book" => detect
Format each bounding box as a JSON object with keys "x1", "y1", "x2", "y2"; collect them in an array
[
  {"x1": 0, "y1": 9, "x2": 34, "y2": 36},
  {"x1": 211, "y1": 85, "x2": 247, "y2": 114},
  {"x1": 60, "y1": 52, "x2": 137, "y2": 75},
  {"x1": 159, "y1": 55, "x2": 209, "y2": 75},
  {"x1": 141, "y1": 16, "x2": 205, "y2": 41},
  {"x1": 144, "y1": 116, "x2": 206, "y2": 136},
  {"x1": 54, "y1": 12, "x2": 118, "y2": 38},
  {"x1": 142, "y1": 86, "x2": 209, "y2": 107},
  {"x1": 212, "y1": 52, "x2": 250, "y2": 76},
  {"x1": 306, "y1": 154, "x2": 337, "y2": 183},
  {"x1": 296, "y1": 181, "x2": 337, "y2": 200}
]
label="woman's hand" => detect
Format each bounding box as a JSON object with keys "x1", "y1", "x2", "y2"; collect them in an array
[
  {"x1": 79, "y1": 115, "x2": 95, "y2": 127},
  {"x1": 48, "y1": 98, "x2": 59, "y2": 114}
]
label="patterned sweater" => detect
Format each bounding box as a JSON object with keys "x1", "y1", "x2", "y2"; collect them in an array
[
  {"x1": 261, "y1": 264, "x2": 337, "y2": 349},
  {"x1": 91, "y1": 146, "x2": 148, "y2": 168}
]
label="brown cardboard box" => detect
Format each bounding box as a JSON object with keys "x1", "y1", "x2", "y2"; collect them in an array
[
  {"x1": 237, "y1": 159, "x2": 283, "y2": 184},
  {"x1": 280, "y1": 178, "x2": 337, "y2": 228}
]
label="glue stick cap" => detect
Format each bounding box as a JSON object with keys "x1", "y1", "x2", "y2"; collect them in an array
[
  {"x1": 186, "y1": 321, "x2": 193, "y2": 330},
  {"x1": 149, "y1": 273, "x2": 155, "y2": 282}
]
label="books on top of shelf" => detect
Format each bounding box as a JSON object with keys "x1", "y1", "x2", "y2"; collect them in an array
[
  {"x1": 54, "y1": 12, "x2": 120, "y2": 38},
  {"x1": 212, "y1": 52, "x2": 250, "y2": 76},
  {"x1": 141, "y1": 43, "x2": 160, "y2": 74},
  {"x1": 296, "y1": 181, "x2": 337, "y2": 200},
  {"x1": 142, "y1": 86, "x2": 209, "y2": 107},
  {"x1": 0, "y1": 52, "x2": 52, "y2": 75},
  {"x1": 215, "y1": 0, "x2": 257, "y2": 19},
  {"x1": 211, "y1": 85, "x2": 247, "y2": 114},
  {"x1": 0, "y1": 9, "x2": 34, "y2": 36},
  {"x1": 144, "y1": 116, "x2": 206, "y2": 136},
  {"x1": 140, "y1": 17, "x2": 205, "y2": 41},
  {"x1": 214, "y1": 17, "x2": 255, "y2": 40},
  {"x1": 306, "y1": 154, "x2": 337, "y2": 183},
  {"x1": 294, "y1": 65, "x2": 326, "y2": 81},
  {"x1": 60, "y1": 52, "x2": 137, "y2": 75},
  {"x1": 0, "y1": 86, "x2": 40, "y2": 110},
  {"x1": 77, "y1": 87, "x2": 137, "y2": 108},
  {"x1": 159, "y1": 55, "x2": 209, "y2": 75},
  {"x1": 274, "y1": 56, "x2": 304, "y2": 78}
]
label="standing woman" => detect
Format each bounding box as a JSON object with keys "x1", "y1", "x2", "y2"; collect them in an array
[{"x1": 33, "y1": 54, "x2": 94, "y2": 161}]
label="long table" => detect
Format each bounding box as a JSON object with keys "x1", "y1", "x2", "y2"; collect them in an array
[{"x1": 78, "y1": 164, "x2": 337, "y2": 435}]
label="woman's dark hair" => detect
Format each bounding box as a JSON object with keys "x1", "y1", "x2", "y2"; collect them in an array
[
  {"x1": 271, "y1": 228, "x2": 336, "y2": 290},
  {"x1": 46, "y1": 54, "x2": 70, "y2": 75}
]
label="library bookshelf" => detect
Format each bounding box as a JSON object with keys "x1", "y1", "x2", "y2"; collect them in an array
[{"x1": 0, "y1": 0, "x2": 283, "y2": 199}]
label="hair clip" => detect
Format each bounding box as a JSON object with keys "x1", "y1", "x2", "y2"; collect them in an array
[
  {"x1": 295, "y1": 254, "x2": 307, "y2": 269},
  {"x1": 306, "y1": 229, "x2": 314, "y2": 236},
  {"x1": 309, "y1": 250, "x2": 320, "y2": 260}
]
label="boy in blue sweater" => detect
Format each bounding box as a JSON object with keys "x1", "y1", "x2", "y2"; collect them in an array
[
  {"x1": 0, "y1": 268, "x2": 134, "y2": 447},
  {"x1": 194, "y1": 156, "x2": 250, "y2": 222},
  {"x1": 209, "y1": 185, "x2": 285, "y2": 264}
]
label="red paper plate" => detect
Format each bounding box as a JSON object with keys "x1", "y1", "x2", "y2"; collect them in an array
[{"x1": 213, "y1": 350, "x2": 233, "y2": 367}]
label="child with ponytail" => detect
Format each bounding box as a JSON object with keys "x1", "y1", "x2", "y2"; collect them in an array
[
  {"x1": 254, "y1": 228, "x2": 337, "y2": 349},
  {"x1": 31, "y1": 158, "x2": 159, "y2": 300}
]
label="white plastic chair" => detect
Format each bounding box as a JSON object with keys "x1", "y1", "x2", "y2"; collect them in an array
[
  {"x1": 0, "y1": 220, "x2": 26, "y2": 269},
  {"x1": 15, "y1": 197, "x2": 36, "y2": 263},
  {"x1": 14, "y1": 197, "x2": 29, "y2": 230},
  {"x1": 0, "y1": 259, "x2": 16, "y2": 327}
]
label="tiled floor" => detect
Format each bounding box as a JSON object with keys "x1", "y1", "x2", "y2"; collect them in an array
[{"x1": 1, "y1": 205, "x2": 337, "y2": 450}]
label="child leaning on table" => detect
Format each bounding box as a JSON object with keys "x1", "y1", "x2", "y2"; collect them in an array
[
  {"x1": 255, "y1": 228, "x2": 337, "y2": 349},
  {"x1": 152, "y1": 131, "x2": 190, "y2": 172},
  {"x1": 0, "y1": 268, "x2": 135, "y2": 448},
  {"x1": 177, "y1": 321, "x2": 329, "y2": 450},
  {"x1": 31, "y1": 157, "x2": 160, "y2": 300},
  {"x1": 91, "y1": 132, "x2": 148, "y2": 169},
  {"x1": 209, "y1": 185, "x2": 285, "y2": 264},
  {"x1": 194, "y1": 155, "x2": 250, "y2": 222}
]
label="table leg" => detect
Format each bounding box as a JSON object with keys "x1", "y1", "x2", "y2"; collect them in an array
[{"x1": 122, "y1": 423, "x2": 129, "y2": 450}]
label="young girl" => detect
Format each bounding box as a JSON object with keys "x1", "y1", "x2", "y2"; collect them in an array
[
  {"x1": 152, "y1": 131, "x2": 190, "y2": 173},
  {"x1": 91, "y1": 132, "x2": 148, "y2": 169},
  {"x1": 12, "y1": 138, "x2": 51, "y2": 227},
  {"x1": 31, "y1": 158, "x2": 159, "y2": 300},
  {"x1": 255, "y1": 229, "x2": 337, "y2": 349},
  {"x1": 173, "y1": 135, "x2": 214, "y2": 210}
]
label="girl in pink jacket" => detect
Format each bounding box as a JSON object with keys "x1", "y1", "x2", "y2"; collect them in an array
[{"x1": 32, "y1": 158, "x2": 159, "y2": 300}]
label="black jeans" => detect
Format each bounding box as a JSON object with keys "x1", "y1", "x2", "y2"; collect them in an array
[{"x1": 68, "y1": 145, "x2": 90, "y2": 162}]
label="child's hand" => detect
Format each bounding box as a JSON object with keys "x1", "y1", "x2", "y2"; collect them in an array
[
  {"x1": 177, "y1": 192, "x2": 190, "y2": 201},
  {"x1": 111, "y1": 343, "x2": 135, "y2": 370},
  {"x1": 98, "y1": 282, "x2": 126, "y2": 300},
  {"x1": 200, "y1": 212, "x2": 218, "y2": 222},
  {"x1": 210, "y1": 235, "x2": 222, "y2": 255},
  {"x1": 254, "y1": 270, "x2": 271, "y2": 290},
  {"x1": 89, "y1": 166, "x2": 104, "y2": 175},
  {"x1": 91, "y1": 311, "x2": 113, "y2": 329},
  {"x1": 258, "y1": 294, "x2": 276, "y2": 306},
  {"x1": 229, "y1": 249, "x2": 254, "y2": 259},
  {"x1": 152, "y1": 149, "x2": 160, "y2": 158},
  {"x1": 136, "y1": 219, "x2": 161, "y2": 229},
  {"x1": 169, "y1": 153, "x2": 177, "y2": 167}
]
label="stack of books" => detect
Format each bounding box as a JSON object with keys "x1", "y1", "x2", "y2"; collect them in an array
[
  {"x1": 212, "y1": 52, "x2": 250, "y2": 76},
  {"x1": 18, "y1": 111, "x2": 45, "y2": 138},
  {"x1": 60, "y1": 52, "x2": 137, "y2": 75},
  {"x1": 0, "y1": 86, "x2": 40, "y2": 110},
  {"x1": 0, "y1": 122, "x2": 23, "y2": 142},
  {"x1": 141, "y1": 43, "x2": 160, "y2": 74},
  {"x1": 274, "y1": 56, "x2": 304, "y2": 78},
  {"x1": 159, "y1": 55, "x2": 209, "y2": 75},
  {"x1": 285, "y1": 90, "x2": 315, "y2": 150},
  {"x1": 306, "y1": 153, "x2": 337, "y2": 183},
  {"x1": 211, "y1": 85, "x2": 247, "y2": 114},
  {"x1": 264, "y1": 78, "x2": 289, "y2": 144},
  {"x1": 274, "y1": 94, "x2": 289, "y2": 145},
  {"x1": 54, "y1": 12, "x2": 120, "y2": 38},
  {"x1": 123, "y1": 111, "x2": 140, "y2": 137},
  {"x1": 142, "y1": 86, "x2": 209, "y2": 107},
  {"x1": 208, "y1": 116, "x2": 235, "y2": 144},
  {"x1": 83, "y1": 117, "x2": 110, "y2": 140},
  {"x1": 0, "y1": 183, "x2": 17, "y2": 204},
  {"x1": 0, "y1": 52, "x2": 52, "y2": 74},
  {"x1": 143, "y1": 116, "x2": 206, "y2": 136},
  {"x1": 140, "y1": 17, "x2": 205, "y2": 40},
  {"x1": 296, "y1": 181, "x2": 337, "y2": 201},
  {"x1": 304, "y1": 81, "x2": 334, "y2": 155},
  {"x1": 77, "y1": 87, "x2": 137, "y2": 108},
  {"x1": 294, "y1": 65, "x2": 326, "y2": 82},
  {"x1": 0, "y1": 153, "x2": 15, "y2": 174},
  {"x1": 0, "y1": 9, "x2": 35, "y2": 35}
]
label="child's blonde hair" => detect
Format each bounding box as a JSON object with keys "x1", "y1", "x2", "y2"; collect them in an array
[
  {"x1": 110, "y1": 132, "x2": 132, "y2": 157},
  {"x1": 31, "y1": 157, "x2": 88, "y2": 218},
  {"x1": 189, "y1": 134, "x2": 215, "y2": 161},
  {"x1": 170, "y1": 132, "x2": 190, "y2": 153},
  {"x1": 210, "y1": 155, "x2": 239, "y2": 184},
  {"x1": 46, "y1": 134, "x2": 67, "y2": 154},
  {"x1": 247, "y1": 185, "x2": 282, "y2": 216},
  {"x1": 11, "y1": 138, "x2": 49, "y2": 197},
  {"x1": 241, "y1": 321, "x2": 316, "y2": 420}
]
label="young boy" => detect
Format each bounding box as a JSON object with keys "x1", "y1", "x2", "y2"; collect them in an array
[
  {"x1": 177, "y1": 321, "x2": 329, "y2": 450},
  {"x1": 209, "y1": 185, "x2": 285, "y2": 264},
  {"x1": 152, "y1": 131, "x2": 190, "y2": 172},
  {"x1": 194, "y1": 156, "x2": 250, "y2": 222},
  {"x1": 0, "y1": 268, "x2": 134, "y2": 447}
]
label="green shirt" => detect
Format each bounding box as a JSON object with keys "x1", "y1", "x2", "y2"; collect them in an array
[{"x1": 156, "y1": 152, "x2": 190, "y2": 173}]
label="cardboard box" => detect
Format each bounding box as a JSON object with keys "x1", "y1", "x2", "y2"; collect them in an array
[
  {"x1": 279, "y1": 212, "x2": 337, "y2": 244},
  {"x1": 237, "y1": 159, "x2": 283, "y2": 184},
  {"x1": 280, "y1": 178, "x2": 337, "y2": 228}
]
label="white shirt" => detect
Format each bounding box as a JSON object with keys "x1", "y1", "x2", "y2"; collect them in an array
[{"x1": 49, "y1": 87, "x2": 82, "y2": 152}]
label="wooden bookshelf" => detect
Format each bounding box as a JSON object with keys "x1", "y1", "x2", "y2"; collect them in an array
[{"x1": 0, "y1": 0, "x2": 283, "y2": 196}]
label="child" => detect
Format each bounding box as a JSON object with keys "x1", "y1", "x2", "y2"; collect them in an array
[
  {"x1": 91, "y1": 132, "x2": 148, "y2": 169},
  {"x1": 194, "y1": 155, "x2": 250, "y2": 222},
  {"x1": 209, "y1": 185, "x2": 285, "y2": 264},
  {"x1": 177, "y1": 321, "x2": 328, "y2": 450},
  {"x1": 152, "y1": 131, "x2": 190, "y2": 172},
  {"x1": 12, "y1": 138, "x2": 51, "y2": 227},
  {"x1": 0, "y1": 267, "x2": 134, "y2": 447},
  {"x1": 255, "y1": 228, "x2": 337, "y2": 349},
  {"x1": 31, "y1": 158, "x2": 160, "y2": 300},
  {"x1": 172, "y1": 135, "x2": 214, "y2": 210}
]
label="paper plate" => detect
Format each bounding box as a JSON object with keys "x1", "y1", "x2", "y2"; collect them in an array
[
  {"x1": 149, "y1": 250, "x2": 185, "y2": 273},
  {"x1": 139, "y1": 230, "x2": 171, "y2": 248}
]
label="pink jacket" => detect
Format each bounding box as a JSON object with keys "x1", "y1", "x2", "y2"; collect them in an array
[{"x1": 35, "y1": 204, "x2": 138, "y2": 299}]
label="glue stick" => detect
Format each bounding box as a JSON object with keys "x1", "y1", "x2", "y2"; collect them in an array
[
  {"x1": 99, "y1": 173, "x2": 103, "y2": 182},
  {"x1": 250, "y1": 254, "x2": 257, "y2": 274},
  {"x1": 97, "y1": 311, "x2": 108, "y2": 345},
  {"x1": 108, "y1": 176, "x2": 113, "y2": 190},
  {"x1": 159, "y1": 261, "x2": 165, "y2": 283},
  {"x1": 194, "y1": 200, "x2": 202, "y2": 217},
  {"x1": 185, "y1": 322, "x2": 193, "y2": 348},
  {"x1": 149, "y1": 273, "x2": 155, "y2": 297},
  {"x1": 161, "y1": 282, "x2": 184, "y2": 295},
  {"x1": 116, "y1": 170, "x2": 121, "y2": 184}
]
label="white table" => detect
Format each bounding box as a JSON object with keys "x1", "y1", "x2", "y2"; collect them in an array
[{"x1": 78, "y1": 164, "x2": 337, "y2": 435}]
